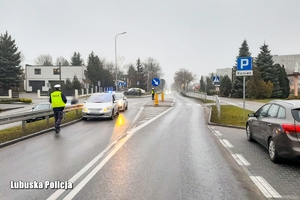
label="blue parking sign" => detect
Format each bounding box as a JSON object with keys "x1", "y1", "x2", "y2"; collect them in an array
[{"x1": 237, "y1": 57, "x2": 252, "y2": 71}]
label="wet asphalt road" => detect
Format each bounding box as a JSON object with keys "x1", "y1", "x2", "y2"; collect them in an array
[
  {"x1": 0, "y1": 97, "x2": 146, "y2": 200},
  {"x1": 0, "y1": 92, "x2": 266, "y2": 200}
]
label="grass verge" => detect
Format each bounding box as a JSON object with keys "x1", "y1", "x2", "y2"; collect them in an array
[
  {"x1": 210, "y1": 105, "x2": 253, "y2": 127},
  {"x1": 0, "y1": 109, "x2": 82, "y2": 144},
  {"x1": 197, "y1": 98, "x2": 215, "y2": 104}
]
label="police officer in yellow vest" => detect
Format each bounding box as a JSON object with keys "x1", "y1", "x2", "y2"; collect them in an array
[
  {"x1": 49, "y1": 84, "x2": 67, "y2": 133},
  {"x1": 151, "y1": 88, "x2": 155, "y2": 100}
]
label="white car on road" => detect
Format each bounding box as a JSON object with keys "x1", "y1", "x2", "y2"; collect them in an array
[{"x1": 82, "y1": 93, "x2": 119, "y2": 120}]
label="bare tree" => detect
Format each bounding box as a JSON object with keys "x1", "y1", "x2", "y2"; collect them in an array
[
  {"x1": 35, "y1": 54, "x2": 53, "y2": 65},
  {"x1": 143, "y1": 57, "x2": 163, "y2": 91},
  {"x1": 56, "y1": 56, "x2": 69, "y2": 66},
  {"x1": 174, "y1": 68, "x2": 196, "y2": 91}
]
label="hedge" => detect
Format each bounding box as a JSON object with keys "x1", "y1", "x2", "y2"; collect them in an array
[{"x1": 0, "y1": 98, "x2": 32, "y2": 103}]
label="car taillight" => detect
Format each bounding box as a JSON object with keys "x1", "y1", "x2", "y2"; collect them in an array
[{"x1": 281, "y1": 124, "x2": 300, "y2": 134}]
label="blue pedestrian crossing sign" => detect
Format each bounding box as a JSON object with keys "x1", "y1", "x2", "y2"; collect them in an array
[
  {"x1": 124, "y1": 82, "x2": 127, "y2": 86},
  {"x1": 213, "y1": 76, "x2": 220, "y2": 85},
  {"x1": 152, "y1": 78, "x2": 160, "y2": 86}
]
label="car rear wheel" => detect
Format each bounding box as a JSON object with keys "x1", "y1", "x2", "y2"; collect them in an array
[
  {"x1": 269, "y1": 138, "x2": 280, "y2": 163},
  {"x1": 82, "y1": 117, "x2": 87, "y2": 121},
  {"x1": 246, "y1": 124, "x2": 254, "y2": 142}
]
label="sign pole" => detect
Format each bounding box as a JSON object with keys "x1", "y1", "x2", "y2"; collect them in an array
[
  {"x1": 243, "y1": 76, "x2": 245, "y2": 110},
  {"x1": 243, "y1": 76, "x2": 246, "y2": 121}
]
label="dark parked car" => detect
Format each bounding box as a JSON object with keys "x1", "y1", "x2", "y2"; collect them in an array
[
  {"x1": 246, "y1": 100, "x2": 300, "y2": 163},
  {"x1": 124, "y1": 88, "x2": 144, "y2": 95},
  {"x1": 26, "y1": 102, "x2": 53, "y2": 123}
]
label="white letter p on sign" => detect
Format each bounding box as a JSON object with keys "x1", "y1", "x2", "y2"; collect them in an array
[{"x1": 241, "y1": 59, "x2": 248, "y2": 69}]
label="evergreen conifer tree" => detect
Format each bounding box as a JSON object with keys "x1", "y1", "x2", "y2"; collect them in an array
[
  {"x1": 231, "y1": 40, "x2": 251, "y2": 98},
  {"x1": 255, "y1": 43, "x2": 281, "y2": 98},
  {"x1": 274, "y1": 64, "x2": 290, "y2": 98},
  {"x1": 0, "y1": 32, "x2": 23, "y2": 91},
  {"x1": 72, "y1": 75, "x2": 82, "y2": 90},
  {"x1": 70, "y1": 52, "x2": 84, "y2": 66}
]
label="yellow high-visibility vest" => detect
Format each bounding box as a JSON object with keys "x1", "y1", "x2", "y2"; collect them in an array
[{"x1": 51, "y1": 91, "x2": 66, "y2": 108}]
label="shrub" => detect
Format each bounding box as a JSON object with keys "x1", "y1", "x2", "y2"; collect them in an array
[
  {"x1": 0, "y1": 98, "x2": 32, "y2": 103},
  {"x1": 19, "y1": 98, "x2": 32, "y2": 103}
]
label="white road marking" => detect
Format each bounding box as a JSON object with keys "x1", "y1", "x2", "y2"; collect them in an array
[
  {"x1": 250, "y1": 176, "x2": 281, "y2": 198},
  {"x1": 219, "y1": 139, "x2": 227, "y2": 147},
  {"x1": 177, "y1": 103, "x2": 182, "y2": 106},
  {"x1": 47, "y1": 106, "x2": 173, "y2": 200},
  {"x1": 186, "y1": 103, "x2": 192, "y2": 106},
  {"x1": 231, "y1": 154, "x2": 243, "y2": 165},
  {"x1": 231, "y1": 154, "x2": 250, "y2": 166},
  {"x1": 222, "y1": 139, "x2": 233, "y2": 148},
  {"x1": 228, "y1": 102, "x2": 238, "y2": 106},
  {"x1": 215, "y1": 130, "x2": 222, "y2": 136}
]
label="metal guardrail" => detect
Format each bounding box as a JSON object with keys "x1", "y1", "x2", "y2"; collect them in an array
[{"x1": 0, "y1": 104, "x2": 83, "y2": 131}]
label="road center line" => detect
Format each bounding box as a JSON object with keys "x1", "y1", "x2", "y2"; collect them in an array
[{"x1": 47, "y1": 105, "x2": 173, "y2": 200}]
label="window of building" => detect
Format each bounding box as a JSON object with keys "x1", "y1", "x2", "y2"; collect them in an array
[
  {"x1": 34, "y1": 69, "x2": 41, "y2": 75},
  {"x1": 53, "y1": 68, "x2": 60, "y2": 75}
]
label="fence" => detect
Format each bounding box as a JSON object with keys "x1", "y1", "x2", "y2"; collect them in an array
[{"x1": 183, "y1": 91, "x2": 207, "y2": 100}]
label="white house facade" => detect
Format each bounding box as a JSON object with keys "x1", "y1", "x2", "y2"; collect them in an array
[{"x1": 24, "y1": 65, "x2": 86, "y2": 92}]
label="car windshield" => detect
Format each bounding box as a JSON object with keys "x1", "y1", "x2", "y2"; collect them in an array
[
  {"x1": 34, "y1": 104, "x2": 50, "y2": 110},
  {"x1": 114, "y1": 94, "x2": 123, "y2": 100},
  {"x1": 87, "y1": 94, "x2": 111, "y2": 103}
]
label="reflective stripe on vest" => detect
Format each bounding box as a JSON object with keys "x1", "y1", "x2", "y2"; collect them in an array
[
  {"x1": 51, "y1": 91, "x2": 65, "y2": 108},
  {"x1": 151, "y1": 91, "x2": 154, "y2": 94}
]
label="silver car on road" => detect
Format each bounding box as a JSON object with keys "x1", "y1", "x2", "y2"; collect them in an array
[{"x1": 82, "y1": 93, "x2": 119, "y2": 120}]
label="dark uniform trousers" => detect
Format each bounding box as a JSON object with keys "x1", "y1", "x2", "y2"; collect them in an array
[{"x1": 54, "y1": 109, "x2": 64, "y2": 131}]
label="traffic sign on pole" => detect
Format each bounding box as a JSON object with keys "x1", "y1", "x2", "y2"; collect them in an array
[
  {"x1": 237, "y1": 57, "x2": 253, "y2": 76},
  {"x1": 151, "y1": 78, "x2": 160, "y2": 86}
]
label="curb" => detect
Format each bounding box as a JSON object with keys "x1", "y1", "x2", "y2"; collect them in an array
[
  {"x1": 0, "y1": 118, "x2": 82, "y2": 149},
  {"x1": 180, "y1": 93, "x2": 245, "y2": 130},
  {"x1": 206, "y1": 105, "x2": 245, "y2": 130}
]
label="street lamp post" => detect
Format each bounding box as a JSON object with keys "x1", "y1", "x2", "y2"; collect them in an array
[{"x1": 115, "y1": 32, "x2": 126, "y2": 91}]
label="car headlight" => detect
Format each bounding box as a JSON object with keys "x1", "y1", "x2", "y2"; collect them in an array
[
  {"x1": 83, "y1": 107, "x2": 89, "y2": 112},
  {"x1": 118, "y1": 101, "x2": 122, "y2": 106}
]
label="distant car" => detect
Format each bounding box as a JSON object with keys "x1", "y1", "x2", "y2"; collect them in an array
[
  {"x1": 82, "y1": 93, "x2": 119, "y2": 120},
  {"x1": 26, "y1": 102, "x2": 53, "y2": 123},
  {"x1": 246, "y1": 100, "x2": 300, "y2": 163},
  {"x1": 124, "y1": 88, "x2": 144, "y2": 95},
  {"x1": 114, "y1": 92, "x2": 128, "y2": 111}
]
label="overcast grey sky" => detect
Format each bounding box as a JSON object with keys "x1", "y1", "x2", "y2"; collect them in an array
[{"x1": 1, "y1": 0, "x2": 300, "y2": 86}]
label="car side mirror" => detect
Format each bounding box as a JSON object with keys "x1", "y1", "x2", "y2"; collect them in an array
[
  {"x1": 248, "y1": 113, "x2": 255, "y2": 117},
  {"x1": 113, "y1": 100, "x2": 117, "y2": 103},
  {"x1": 123, "y1": 97, "x2": 127, "y2": 100},
  {"x1": 84, "y1": 101, "x2": 87, "y2": 103}
]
